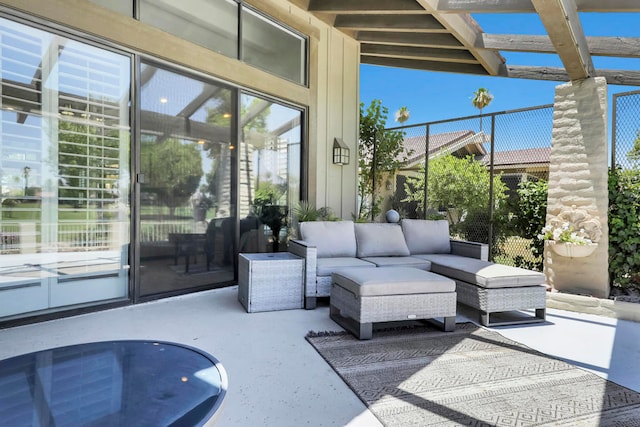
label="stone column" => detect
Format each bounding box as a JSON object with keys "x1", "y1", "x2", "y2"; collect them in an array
[{"x1": 544, "y1": 77, "x2": 609, "y2": 299}]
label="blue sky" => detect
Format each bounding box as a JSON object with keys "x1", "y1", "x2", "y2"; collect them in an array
[{"x1": 359, "y1": 13, "x2": 640, "y2": 127}]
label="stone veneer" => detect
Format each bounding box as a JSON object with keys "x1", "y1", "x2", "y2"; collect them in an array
[{"x1": 544, "y1": 77, "x2": 609, "y2": 299}]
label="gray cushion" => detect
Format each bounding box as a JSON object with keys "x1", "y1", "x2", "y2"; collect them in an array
[
  {"x1": 417, "y1": 254, "x2": 546, "y2": 288},
  {"x1": 354, "y1": 223, "x2": 410, "y2": 258},
  {"x1": 316, "y1": 257, "x2": 375, "y2": 276},
  {"x1": 360, "y1": 256, "x2": 431, "y2": 271},
  {"x1": 300, "y1": 221, "x2": 357, "y2": 258},
  {"x1": 401, "y1": 219, "x2": 451, "y2": 254},
  {"x1": 332, "y1": 267, "x2": 455, "y2": 297}
]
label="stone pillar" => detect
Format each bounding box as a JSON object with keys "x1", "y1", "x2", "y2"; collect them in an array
[{"x1": 544, "y1": 77, "x2": 609, "y2": 298}]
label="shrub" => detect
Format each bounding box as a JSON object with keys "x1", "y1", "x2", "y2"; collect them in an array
[
  {"x1": 608, "y1": 166, "x2": 640, "y2": 290},
  {"x1": 510, "y1": 180, "x2": 548, "y2": 271}
]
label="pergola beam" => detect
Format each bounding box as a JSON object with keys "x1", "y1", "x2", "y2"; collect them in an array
[
  {"x1": 501, "y1": 64, "x2": 640, "y2": 86},
  {"x1": 531, "y1": 0, "x2": 594, "y2": 81},
  {"x1": 415, "y1": 0, "x2": 504, "y2": 75},
  {"x1": 479, "y1": 34, "x2": 640, "y2": 58},
  {"x1": 434, "y1": 0, "x2": 640, "y2": 13}
]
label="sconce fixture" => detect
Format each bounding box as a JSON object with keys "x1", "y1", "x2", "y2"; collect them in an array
[{"x1": 333, "y1": 138, "x2": 350, "y2": 165}]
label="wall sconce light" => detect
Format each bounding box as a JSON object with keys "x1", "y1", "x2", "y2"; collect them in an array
[{"x1": 333, "y1": 138, "x2": 350, "y2": 165}]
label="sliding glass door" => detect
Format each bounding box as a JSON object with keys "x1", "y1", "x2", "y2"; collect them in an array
[
  {"x1": 239, "y1": 93, "x2": 302, "y2": 253},
  {"x1": 0, "y1": 18, "x2": 131, "y2": 318},
  {"x1": 138, "y1": 62, "x2": 235, "y2": 296}
]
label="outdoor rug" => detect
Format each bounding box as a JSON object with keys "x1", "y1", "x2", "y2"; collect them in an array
[{"x1": 306, "y1": 322, "x2": 640, "y2": 426}]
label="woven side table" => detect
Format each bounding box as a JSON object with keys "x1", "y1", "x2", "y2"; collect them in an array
[{"x1": 238, "y1": 252, "x2": 304, "y2": 312}]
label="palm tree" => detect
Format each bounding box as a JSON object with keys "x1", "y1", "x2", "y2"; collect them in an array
[
  {"x1": 395, "y1": 106, "x2": 410, "y2": 124},
  {"x1": 471, "y1": 88, "x2": 493, "y2": 132}
]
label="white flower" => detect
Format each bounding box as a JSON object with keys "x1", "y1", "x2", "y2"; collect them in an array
[{"x1": 539, "y1": 221, "x2": 593, "y2": 245}]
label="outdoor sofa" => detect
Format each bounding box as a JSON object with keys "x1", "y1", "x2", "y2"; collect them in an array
[{"x1": 288, "y1": 219, "x2": 547, "y2": 326}]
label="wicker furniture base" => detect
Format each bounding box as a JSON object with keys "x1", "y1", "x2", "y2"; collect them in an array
[
  {"x1": 455, "y1": 280, "x2": 547, "y2": 326},
  {"x1": 238, "y1": 253, "x2": 304, "y2": 313},
  {"x1": 330, "y1": 269, "x2": 457, "y2": 340}
]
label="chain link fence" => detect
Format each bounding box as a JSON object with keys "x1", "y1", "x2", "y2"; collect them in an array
[
  {"x1": 373, "y1": 90, "x2": 639, "y2": 275},
  {"x1": 612, "y1": 90, "x2": 640, "y2": 169},
  {"x1": 378, "y1": 104, "x2": 553, "y2": 269}
]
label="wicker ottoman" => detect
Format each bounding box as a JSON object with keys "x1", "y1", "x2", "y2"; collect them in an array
[
  {"x1": 330, "y1": 267, "x2": 457, "y2": 340},
  {"x1": 421, "y1": 254, "x2": 547, "y2": 327}
]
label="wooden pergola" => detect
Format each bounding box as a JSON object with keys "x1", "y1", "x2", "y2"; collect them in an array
[{"x1": 290, "y1": 0, "x2": 640, "y2": 86}]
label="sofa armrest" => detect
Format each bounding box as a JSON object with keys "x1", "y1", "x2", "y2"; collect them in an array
[
  {"x1": 450, "y1": 239, "x2": 488, "y2": 261},
  {"x1": 288, "y1": 239, "x2": 318, "y2": 295}
]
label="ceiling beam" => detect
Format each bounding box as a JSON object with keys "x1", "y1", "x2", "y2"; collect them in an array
[
  {"x1": 415, "y1": 0, "x2": 504, "y2": 75},
  {"x1": 479, "y1": 34, "x2": 640, "y2": 58},
  {"x1": 334, "y1": 14, "x2": 446, "y2": 31},
  {"x1": 434, "y1": 0, "x2": 640, "y2": 13},
  {"x1": 363, "y1": 55, "x2": 488, "y2": 75},
  {"x1": 531, "y1": 0, "x2": 594, "y2": 81},
  {"x1": 357, "y1": 31, "x2": 465, "y2": 49},
  {"x1": 308, "y1": 0, "x2": 427, "y2": 14},
  {"x1": 361, "y1": 44, "x2": 478, "y2": 63}
]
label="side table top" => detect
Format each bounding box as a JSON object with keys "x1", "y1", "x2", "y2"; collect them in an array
[
  {"x1": 0, "y1": 340, "x2": 228, "y2": 427},
  {"x1": 240, "y1": 252, "x2": 301, "y2": 262}
]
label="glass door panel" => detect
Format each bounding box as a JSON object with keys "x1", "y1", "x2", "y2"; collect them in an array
[
  {"x1": 239, "y1": 93, "x2": 301, "y2": 253},
  {"x1": 139, "y1": 63, "x2": 235, "y2": 296},
  {"x1": 0, "y1": 18, "x2": 131, "y2": 319}
]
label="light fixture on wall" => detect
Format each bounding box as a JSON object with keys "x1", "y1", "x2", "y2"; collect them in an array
[{"x1": 333, "y1": 138, "x2": 350, "y2": 165}]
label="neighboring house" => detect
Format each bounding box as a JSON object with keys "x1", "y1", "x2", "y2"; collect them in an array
[
  {"x1": 477, "y1": 147, "x2": 551, "y2": 196},
  {"x1": 384, "y1": 131, "x2": 550, "y2": 216}
]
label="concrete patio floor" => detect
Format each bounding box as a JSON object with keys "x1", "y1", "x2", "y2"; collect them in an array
[{"x1": 1, "y1": 286, "x2": 639, "y2": 426}]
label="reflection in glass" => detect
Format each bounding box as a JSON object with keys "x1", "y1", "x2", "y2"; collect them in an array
[
  {"x1": 239, "y1": 94, "x2": 301, "y2": 253},
  {"x1": 140, "y1": 0, "x2": 238, "y2": 58},
  {"x1": 139, "y1": 63, "x2": 235, "y2": 296},
  {"x1": 0, "y1": 18, "x2": 131, "y2": 319},
  {"x1": 87, "y1": 0, "x2": 133, "y2": 16},
  {"x1": 241, "y1": 7, "x2": 307, "y2": 85}
]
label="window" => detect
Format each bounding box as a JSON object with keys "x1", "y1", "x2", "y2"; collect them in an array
[
  {"x1": 241, "y1": 7, "x2": 307, "y2": 85},
  {"x1": 139, "y1": 1, "x2": 308, "y2": 85},
  {"x1": 139, "y1": 0, "x2": 238, "y2": 59}
]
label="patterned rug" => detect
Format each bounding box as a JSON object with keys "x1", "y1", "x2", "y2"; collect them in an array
[{"x1": 306, "y1": 323, "x2": 640, "y2": 426}]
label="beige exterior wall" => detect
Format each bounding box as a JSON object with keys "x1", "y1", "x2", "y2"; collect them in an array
[
  {"x1": 0, "y1": 0, "x2": 359, "y2": 218},
  {"x1": 544, "y1": 77, "x2": 609, "y2": 298}
]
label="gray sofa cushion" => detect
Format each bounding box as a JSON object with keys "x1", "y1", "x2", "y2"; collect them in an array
[
  {"x1": 417, "y1": 254, "x2": 546, "y2": 288},
  {"x1": 360, "y1": 256, "x2": 431, "y2": 271},
  {"x1": 354, "y1": 223, "x2": 410, "y2": 258},
  {"x1": 401, "y1": 219, "x2": 451, "y2": 254},
  {"x1": 332, "y1": 267, "x2": 455, "y2": 297},
  {"x1": 316, "y1": 257, "x2": 375, "y2": 276},
  {"x1": 300, "y1": 220, "x2": 357, "y2": 258}
]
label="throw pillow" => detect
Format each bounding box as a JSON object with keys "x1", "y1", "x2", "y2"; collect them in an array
[
  {"x1": 401, "y1": 219, "x2": 451, "y2": 254},
  {"x1": 354, "y1": 223, "x2": 410, "y2": 257},
  {"x1": 300, "y1": 221, "x2": 357, "y2": 258}
]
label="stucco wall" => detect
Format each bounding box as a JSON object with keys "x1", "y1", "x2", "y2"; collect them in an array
[
  {"x1": 544, "y1": 77, "x2": 609, "y2": 298},
  {"x1": 0, "y1": 0, "x2": 360, "y2": 219}
]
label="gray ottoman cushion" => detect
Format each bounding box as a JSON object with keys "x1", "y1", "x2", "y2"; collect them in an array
[
  {"x1": 416, "y1": 254, "x2": 545, "y2": 288},
  {"x1": 332, "y1": 267, "x2": 455, "y2": 297}
]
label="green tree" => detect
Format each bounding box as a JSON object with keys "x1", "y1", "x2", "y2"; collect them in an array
[
  {"x1": 357, "y1": 99, "x2": 409, "y2": 221},
  {"x1": 141, "y1": 138, "x2": 203, "y2": 217},
  {"x1": 404, "y1": 154, "x2": 507, "y2": 222},
  {"x1": 471, "y1": 87, "x2": 493, "y2": 132}
]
